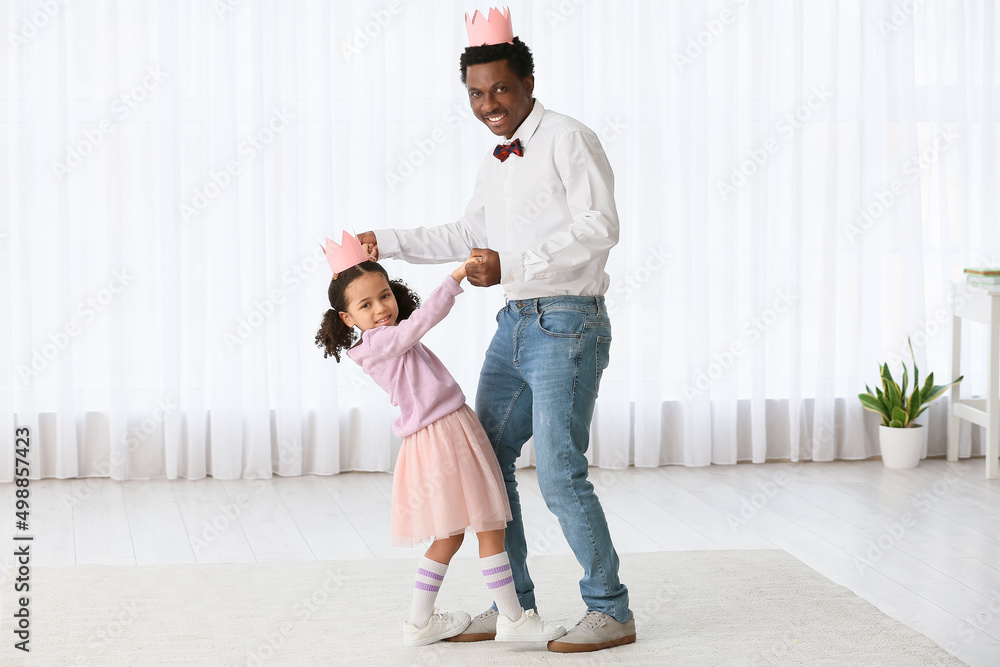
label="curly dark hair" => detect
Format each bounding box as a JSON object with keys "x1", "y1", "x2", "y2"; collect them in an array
[
  {"x1": 459, "y1": 36, "x2": 534, "y2": 84},
  {"x1": 314, "y1": 261, "x2": 421, "y2": 362}
]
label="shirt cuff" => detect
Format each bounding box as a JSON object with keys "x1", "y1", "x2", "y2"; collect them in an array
[
  {"x1": 372, "y1": 228, "x2": 401, "y2": 258},
  {"x1": 498, "y1": 250, "x2": 525, "y2": 287}
]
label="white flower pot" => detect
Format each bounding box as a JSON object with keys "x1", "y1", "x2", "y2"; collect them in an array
[{"x1": 878, "y1": 424, "x2": 925, "y2": 469}]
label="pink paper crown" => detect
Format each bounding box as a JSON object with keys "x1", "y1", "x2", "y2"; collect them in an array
[
  {"x1": 321, "y1": 231, "x2": 370, "y2": 277},
  {"x1": 466, "y1": 6, "x2": 514, "y2": 46}
]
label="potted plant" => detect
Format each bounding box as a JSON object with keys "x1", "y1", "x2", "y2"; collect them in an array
[{"x1": 858, "y1": 339, "x2": 963, "y2": 469}]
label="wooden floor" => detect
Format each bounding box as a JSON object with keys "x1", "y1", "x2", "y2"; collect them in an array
[{"x1": 2, "y1": 458, "x2": 999, "y2": 666}]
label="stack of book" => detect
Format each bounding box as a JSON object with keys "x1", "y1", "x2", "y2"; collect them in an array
[{"x1": 964, "y1": 267, "x2": 1000, "y2": 287}]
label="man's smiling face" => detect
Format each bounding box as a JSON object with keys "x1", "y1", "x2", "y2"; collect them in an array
[{"x1": 466, "y1": 59, "x2": 534, "y2": 140}]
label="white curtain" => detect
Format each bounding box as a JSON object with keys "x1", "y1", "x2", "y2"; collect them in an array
[{"x1": 1, "y1": 0, "x2": 997, "y2": 481}]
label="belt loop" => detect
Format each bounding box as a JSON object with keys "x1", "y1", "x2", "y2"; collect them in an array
[{"x1": 596, "y1": 296, "x2": 602, "y2": 318}]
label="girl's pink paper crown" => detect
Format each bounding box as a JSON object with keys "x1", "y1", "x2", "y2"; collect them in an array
[
  {"x1": 321, "y1": 231, "x2": 370, "y2": 277},
  {"x1": 466, "y1": 6, "x2": 514, "y2": 46}
]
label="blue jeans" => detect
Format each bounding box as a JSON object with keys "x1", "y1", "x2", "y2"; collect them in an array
[{"x1": 475, "y1": 295, "x2": 630, "y2": 623}]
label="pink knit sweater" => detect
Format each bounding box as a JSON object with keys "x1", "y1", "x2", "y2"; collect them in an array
[{"x1": 346, "y1": 275, "x2": 467, "y2": 438}]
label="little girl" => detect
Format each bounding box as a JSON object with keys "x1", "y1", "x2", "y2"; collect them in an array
[{"x1": 315, "y1": 234, "x2": 565, "y2": 647}]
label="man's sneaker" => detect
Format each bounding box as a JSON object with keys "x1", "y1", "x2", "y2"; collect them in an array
[
  {"x1": 495, "y1": 609, "x2": 567, "y2": 642},
  {"x1": 547, "y1": 610, "x2": 636, "y2": 653},
  {"x1": 402, "y1": 609, "x2": 472, "y2": 647},
  {"x1": 443, "y1": 608, "x2": 498, "y2": 642}
]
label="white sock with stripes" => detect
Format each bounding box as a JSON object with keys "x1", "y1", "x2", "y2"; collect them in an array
[
  {"x1": 409, "y1": 557, "x2": 448, "y2": 628},
  {"x1": 481, "y1": 551, "x2": 522, "y2": 622}
]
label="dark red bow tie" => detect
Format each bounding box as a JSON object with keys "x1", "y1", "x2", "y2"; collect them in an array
[{"x1": 493, "y1": 138, "x2": 523, "y2": 162}]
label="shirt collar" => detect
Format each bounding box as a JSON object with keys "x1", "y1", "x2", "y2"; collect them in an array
[{"x1": 509, "y1": 99, "x2": 544, "y2": 147}]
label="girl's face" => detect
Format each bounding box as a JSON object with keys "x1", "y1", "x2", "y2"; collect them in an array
[{"x1": 338, "y1": 271, "x2": 399, "y2": 332}]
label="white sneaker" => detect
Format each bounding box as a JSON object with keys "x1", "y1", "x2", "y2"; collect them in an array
[
  {"x1": 402, "y1": 609, "x2": 472, "y2": 647},
  {"x1": 495, "y1": 609, "x2": 567, "y2": 642}
]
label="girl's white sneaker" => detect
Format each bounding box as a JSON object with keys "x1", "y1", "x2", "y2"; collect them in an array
[
  {"x1": 402, "y1": 609, "x2": 472, "y2": 647},
  {"x1": 495, "y1": 609, "x2": 567, "y2": 642}
]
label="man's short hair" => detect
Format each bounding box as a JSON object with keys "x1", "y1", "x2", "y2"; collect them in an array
[{"x1": 459, "y1": 37, "x2": 535, "y2": 84}]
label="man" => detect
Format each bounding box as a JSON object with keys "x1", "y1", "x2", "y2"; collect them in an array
[{"x1": 360, "y1": 7, "x2": 634, "y2": 653}]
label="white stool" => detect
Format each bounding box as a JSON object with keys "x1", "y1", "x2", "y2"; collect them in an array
[{"x1": 948, "y1": 282, "x2": 1000, "y2": 479}]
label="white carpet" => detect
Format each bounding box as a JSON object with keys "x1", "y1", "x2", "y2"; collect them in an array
[{"x1": 1, "y1": 550, "x2": 963, "y2": 666}]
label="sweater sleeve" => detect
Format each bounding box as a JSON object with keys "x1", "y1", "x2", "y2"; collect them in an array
[{"x1": 365, "y1": 275, "x2": 464, "y2": 358}]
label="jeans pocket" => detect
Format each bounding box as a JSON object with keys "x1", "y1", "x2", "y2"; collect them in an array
[
  {"x1": 596, "y1": 336, "x2": 612, "y2": 387},
  {"x1": 537, "y1": 308, "x2": 586, "y2": 338}
]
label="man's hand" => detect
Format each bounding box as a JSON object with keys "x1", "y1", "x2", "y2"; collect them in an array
[
  {"x1": 357, "y1": 231, "x2": 379, "y2": 260},
  {"x1": 466, "y1": 248, "x2": 501, "y2": 287},
  {"x1": 451, "y1": 256, "x2": 483, "y2": 284}
]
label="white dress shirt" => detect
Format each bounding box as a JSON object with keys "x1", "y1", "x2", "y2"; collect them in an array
[{"x1": 374, "y1": 100, "x2": 620, "y2": 300}]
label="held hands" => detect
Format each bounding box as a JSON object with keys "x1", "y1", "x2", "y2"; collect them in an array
[
  {"x1": 465, "y1": 248, "x2": 501, "y2": 287},
  {"x1": 451, "y1": 255, "x2": 484, "y2": 283}
]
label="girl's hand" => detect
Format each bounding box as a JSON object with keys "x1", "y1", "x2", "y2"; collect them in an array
[{"x1": 451, "y1": 256, "x2": 483, "y2": 283}]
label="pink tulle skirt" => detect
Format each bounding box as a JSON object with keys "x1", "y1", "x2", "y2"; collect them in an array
[{"x1": 391, "y1": 404, "x2": 512, "y2": 547}]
